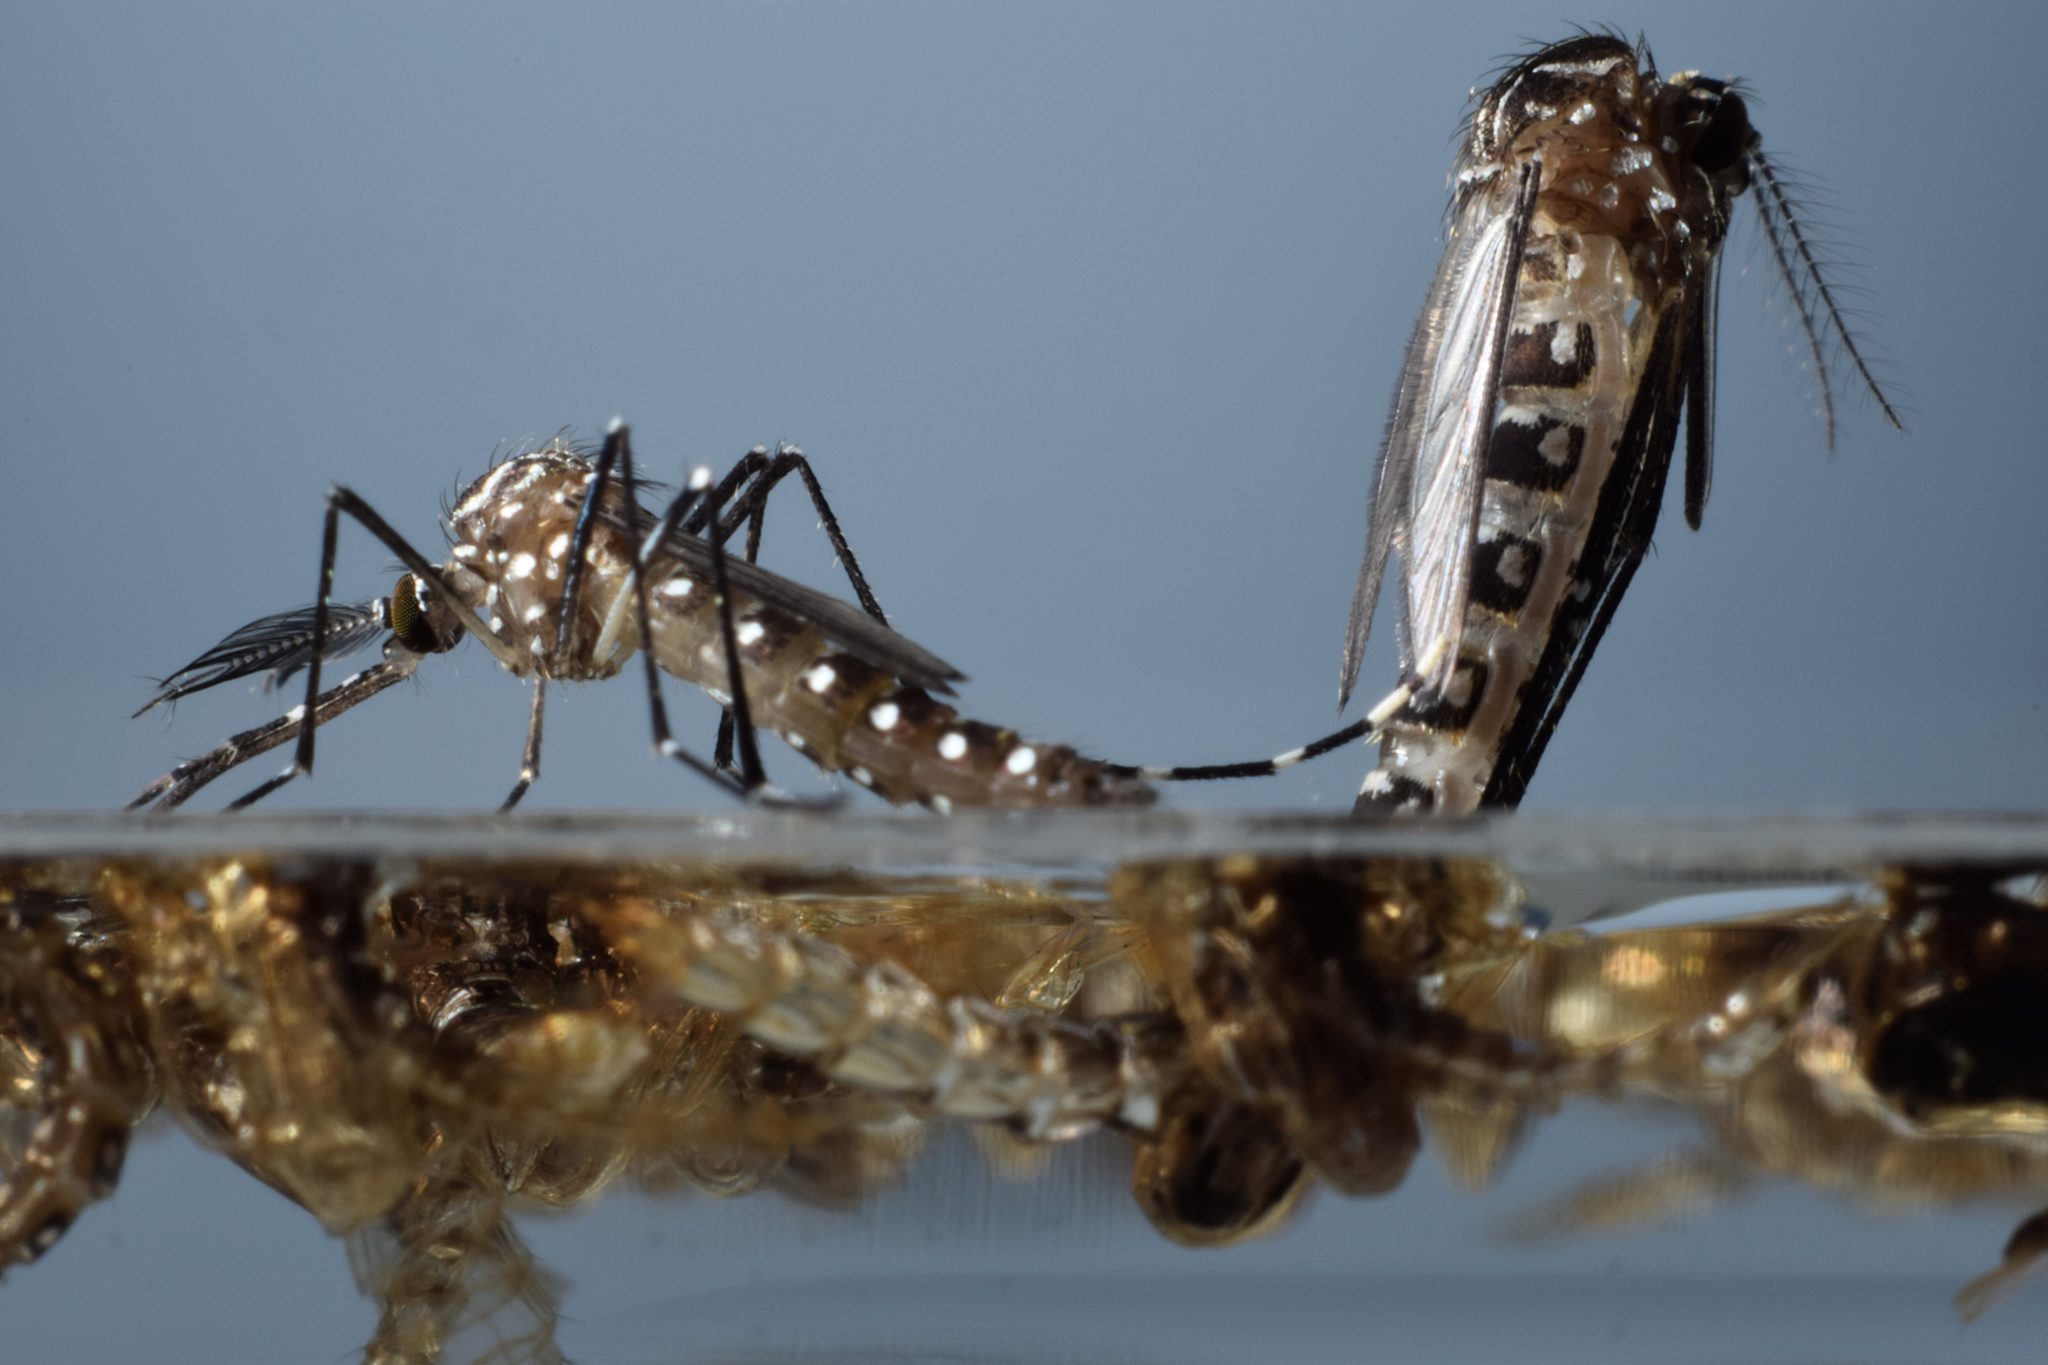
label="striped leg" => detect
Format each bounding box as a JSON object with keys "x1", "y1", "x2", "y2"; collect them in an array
[
  {"x1": 689, "y1": 445, "x2": 894, "y2": 775},
  {"x1": 1099, "y1": 640, "x2": 1447, "y2": 788}
]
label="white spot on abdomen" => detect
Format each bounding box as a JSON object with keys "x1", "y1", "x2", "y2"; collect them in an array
[
  {"x1": 1496, "y1": 543, "x2": 1531, "y2": 588},
  {"x1": 1539, "y1": 423, "x2": 1577, "y2": 464}
]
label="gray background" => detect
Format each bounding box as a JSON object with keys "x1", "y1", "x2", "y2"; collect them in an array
[{"x1": 5, "y1": 3, "x2": 2046, "y2": 1361}]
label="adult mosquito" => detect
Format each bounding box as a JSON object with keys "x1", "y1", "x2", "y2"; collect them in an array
[
  {"x1": 130, "y1": 424, "x2": 1383, "y2": 812},
  {"x1": 1341, "y1": 33, "x2": 1902, "y2": 814}
]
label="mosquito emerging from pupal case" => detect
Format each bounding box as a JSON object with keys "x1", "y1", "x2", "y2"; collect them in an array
[
  {"x1": 1342, "y1": 33, "x2": 1901, "y2": 814},
  {"x1": 129, "y1": 424, "x2": 1378, "y2": 812}
]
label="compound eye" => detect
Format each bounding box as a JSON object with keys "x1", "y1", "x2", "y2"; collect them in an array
[
  {"x1": 1688, "y1": 86, "x2": 1755, "y2": 178},
  {"x1": 390, "y1": 574, "x2": 445, "y2": 653}
]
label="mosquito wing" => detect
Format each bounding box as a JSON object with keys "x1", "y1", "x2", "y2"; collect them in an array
[
  {"x1": 628, "y1": 519, "x2": 968, "y2": 697},
  {"x1": 1340, "y1": 166, "x2": 1539, "y2": 707},
  {"x1": 134, "y1": 598, "x2": 390, "y2": 717}
]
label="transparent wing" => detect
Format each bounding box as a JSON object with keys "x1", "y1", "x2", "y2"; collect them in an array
[
  {"x1": 1341, "y1": 166, "x2": 1538, "y2": 706},
  {"x1": 1340, "y1": 223, "x2": 1461, "y2": 708},
  {"x1": 134, "y1": 598, "x2": 389, "y2": 717}
]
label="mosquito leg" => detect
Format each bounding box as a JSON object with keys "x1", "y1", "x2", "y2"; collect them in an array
[
  {"x1": 1100, "y1": 716, "x2": 1375, "y2": 784},
  {"x1": 552, "y1": 429, "x2": 628, "y2": 672},
  {"x1": 289, "y1": 492, "x2": 344, "y2": 775},
  {"x1": 608, "y1": 435, "x2": 772, "y2": 794},
  {"x1": 131, "y1": 659, "x2": 415, "y2": 811},
  {"x1": 215, "y1": 477, "x2": 520, "y2": 810},
  {"x1": 1096, "y1": 641, "x2": 1448, "y2": 786},
  {"x1": 219, "y1": 492, "x2": 349, "y2": 808},
  {"x1": 615, "y1": 436, "x2": 835, "y2": 807},
  {"x1": 690, "y1": 445, "x2": 889, "y2": 624},
  {"x1": 693, "y1": 444, "x2": 891, "y2": 771},
  {"x1": 498, "y1": 682, "x2": 547, "y2": 812},
  {"x1": 694, "y1": 466, "x2": 771, "y2": 794},
  {"x1": 602, "y1": 437, "x2": 868, "y2": 785},
  {"x1": 701, "y1": 451, "x2": 809, "y2": 777},
  {"x1": 704, "y1": 458, "x2": 774, "y2": 777},
  {"x1": 592, "y1": 421, "x2": 752, "y2": 802},
  {"x1": 712, "y1": 702, "x2": 739, "y2": 776}
]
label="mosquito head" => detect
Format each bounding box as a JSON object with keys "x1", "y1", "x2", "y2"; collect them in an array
[
  {"x1": 1660, "y1": 73, "x2": 1759, "y2": 203},
  {"x1": 389, "y1": 572, "x2": 464, "y2": 657}
]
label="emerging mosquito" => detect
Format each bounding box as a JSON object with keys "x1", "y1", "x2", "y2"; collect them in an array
[
  {"x1": 130, "y1": 424, "x2": 1377, "y2": 812},
  {"x1": 1342, "y1": 33, "x2": 1902, "y2": 814}
]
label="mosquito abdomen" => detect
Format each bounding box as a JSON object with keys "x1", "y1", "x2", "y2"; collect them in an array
[
  {"x1": 1365, "y1": 233, "x2": 1656, "y2": 813},
  {"x1": 1358, "y1": 36, "x2": 1752, "y2": 814},
  {"x1": 643, "y1": 585, "x2": 1155, "y2": 809}
]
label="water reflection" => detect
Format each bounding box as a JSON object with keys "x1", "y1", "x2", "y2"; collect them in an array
[{"x1": 2, "y1": 814, "x2": 2046, "y2": 1363}]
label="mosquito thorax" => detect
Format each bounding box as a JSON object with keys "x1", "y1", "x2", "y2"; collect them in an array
[
  {"x1": 1467, "y1": 35, "x2": 1746, "y2": 294},
  {"x1": 441, "y1": 447, "x2": 642, "y2": 681}
]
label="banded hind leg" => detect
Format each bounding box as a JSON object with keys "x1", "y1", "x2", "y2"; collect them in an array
[
  {"x1": 566, "y1": 423, "x2": 839, "y2": 807},
  {"x1": 1094, "y1": 639, "x2": 1453, "y2": 789},
  {"x1": 677, "y1": 444, "x2": 894, "y2": 777},
  {"x1": 690, "y1": 444, "x2": 888, "y2": 621}
]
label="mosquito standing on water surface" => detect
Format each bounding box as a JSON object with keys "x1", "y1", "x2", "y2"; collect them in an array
[
  {"x1": 130, "y1": 35, "x2": 1898, "y2": 817},
  {"x1": 1340, "y1": 33, "x2": 1901, "y2": 815},
  {"x1": 129, "y1": 423, "x2": 1382, "y2": 812}
]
